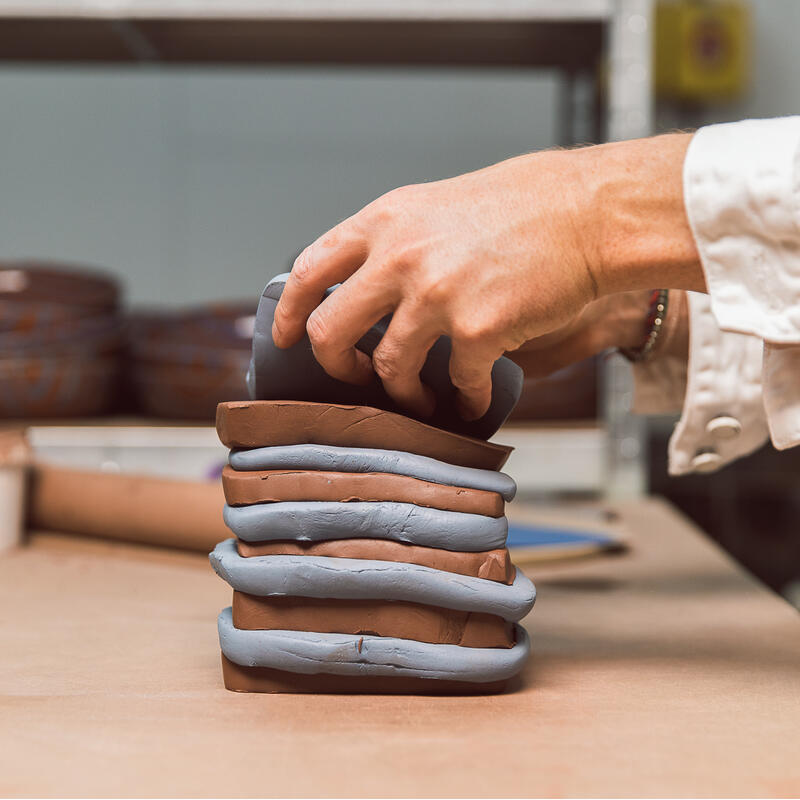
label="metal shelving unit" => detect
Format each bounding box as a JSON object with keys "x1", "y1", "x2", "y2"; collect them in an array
[{"x1": 1, "y1": 0, "x2": 654, "y2": 497}]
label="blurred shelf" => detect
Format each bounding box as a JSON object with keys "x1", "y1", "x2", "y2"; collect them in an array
[
  {"x1": 23, "y1": 417, "x2": 607, "y2": 494},
  {"x1": 0, "y1": 1, "x2": 615, "y2": 20},
  {"x1": 0, "y1": 0, "x2": 612, "y2": 65},
  {"x1": 495, "y1": 422, "x2": 607, "y2": 495},
  {"x1": 26, "y1": 421, "x2": 226, "y2": 482}
]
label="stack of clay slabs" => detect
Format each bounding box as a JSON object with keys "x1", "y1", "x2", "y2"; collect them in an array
[{"x1": 211, "y1": 400, "x2": 536, "y2": 694}]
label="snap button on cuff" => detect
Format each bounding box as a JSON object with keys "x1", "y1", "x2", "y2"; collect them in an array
[
  {"x1": 706, "y1": 415, "x2": 742, "y2": 440},
  {"x1": 691, "y1": 450, "x2": 723, "y2": 473}
]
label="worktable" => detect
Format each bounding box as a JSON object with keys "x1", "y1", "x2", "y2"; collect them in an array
[{"x1": 1, "y1": 498, "x2": 798, "y2": 797}]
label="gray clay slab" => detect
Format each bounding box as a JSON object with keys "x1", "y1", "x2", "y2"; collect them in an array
[
  {"x1": 246, "y1": 273, "x2": 523, "y2": 440},
  {"x1": 223, "y1": 501, "x2": 508, "y2": 551},
  {"x1": 217, "y1": 607, "x2": 530, "y2": 683},
  {"x1": 229, "y1": 444, "x2": 516, "y2": 501},
  {"x1": 210, "y1": 538, "x2": 535, "y2": 622}
]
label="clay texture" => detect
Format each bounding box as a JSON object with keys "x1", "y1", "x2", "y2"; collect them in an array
[
  {"x1": 236, "y1": 538, "x2": 515, "y2": 584},
  {"x1": 223, "y1": 501, "x2": 508, "y2": 551},
  {"x1": 210, "y1": 539, "x2": 535, "y2": 621},
  {"x1": 228, "y1": 443, "x2": 516, "y2": 500},
  {"x1": 221, "y1": 654, "x2": 511, "y2": 695},
  {"x1": 232, "y1": 592, "x2": 515, "y2": 648},
  {"x1": 222, "y1": 466, "x2": 504, "y2": 517},
  {"x1": 216, "y1": 401, "x2": 512, "y2": 471},
  {"x1": 218, "y1": 607, "x2": 530, "y2": 683},
  {"x1": 212, "y1": 300, "x2": 534, "y2": 694}
]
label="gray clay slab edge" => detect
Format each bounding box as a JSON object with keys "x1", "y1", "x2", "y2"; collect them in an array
[
  {"x1": 223, "y1": 501, "x2": 508, "y2": 551},
  {"x1": 229, "y1": 444, "x2": 516, "y2": 501},
  {"x1": 218, "y1": 607, "x2": 530, "y2": 683},
  {"x1": 210, "y1": 538, "x2": 535, "y2": 622}
]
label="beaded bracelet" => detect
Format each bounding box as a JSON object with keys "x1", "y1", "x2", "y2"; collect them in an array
[{"x1": 619, "y1": 289, "x2": 669, "y2": 363}]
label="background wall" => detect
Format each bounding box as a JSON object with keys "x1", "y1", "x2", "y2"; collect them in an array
[
  {"x1": 694, "y1": 0, "x2": 800, "y2": 125},
  {"x1": 2, "y1": 1, "x2": 797, "y2": 308},
  {"x1": 653, "y1": 0, "x2": 800, "y2": 134},
  {"x1": 0, "y1": 67, "x2": 558, "y2": 306}
]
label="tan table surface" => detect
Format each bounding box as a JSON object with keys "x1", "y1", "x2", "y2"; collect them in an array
[{"x1": 1, "y1": 498, "x2": 798, "y2": 798}]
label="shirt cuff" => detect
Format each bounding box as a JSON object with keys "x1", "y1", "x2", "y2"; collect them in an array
[
  {"x1": 668, "y1": 292, "x2": 769, "y2": 475},
  {"x1": 684, "y1": 116, "x2": 800, "y2": 344},
  {"x1": 762, "y1": 343, "x2": 800, "y2": 450}
]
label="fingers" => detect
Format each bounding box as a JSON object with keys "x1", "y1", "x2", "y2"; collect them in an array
[
  {"x1": 507, "y1": 331, "x2": 600, "y2": 379},
  {"x1": 372, "y1": 309, "x2": 438, "y2": 418},
  {"x1": 272, "y1": 221, "x2": 367, "y2": 349},
  {"x1": 306, "y1": 264, "x2": 397, "y2": 386},
  {"x1": 449, "y1": 340, "x2": 496, "y2": 421}
]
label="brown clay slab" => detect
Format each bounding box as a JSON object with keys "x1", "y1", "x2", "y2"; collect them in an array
[
  {"x1": 222, "y1": 465, "x2": 504, "y2": 517},
  {"x1": 216, "y1": 400, "x2": 512, "y2": 471},
  {"x1": 236, "y1": 538, "x2": 515, "y2": 584},
  {"x1": 232, "y1": 591, "x2": 515, "y2": 649},
  {"x1": 221, "y1": 654, "x2": 511, "y2": 695}
]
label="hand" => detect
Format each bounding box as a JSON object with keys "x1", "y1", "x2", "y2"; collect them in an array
[
  {"x1": 273, "y1": 149, "x2": 597, "y2": 420},
  {"x1": 506, "y1": 290, "x2": 655, "y2": 378},
  {"x1": 272, "y1": 134, "x2": 702, "y2": 420}
]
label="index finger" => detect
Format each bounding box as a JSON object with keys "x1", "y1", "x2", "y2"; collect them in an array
[
  {"x1": 272, "y1": 220, "x2": 368, "y2": 349},
  {"x1": 305, "y1": 261, "x2": 397, "y2": 385}
]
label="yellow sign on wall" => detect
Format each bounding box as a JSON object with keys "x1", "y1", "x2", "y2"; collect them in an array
[{"x1": 656, "y1": 0, "x2": 750, "y2": 102}]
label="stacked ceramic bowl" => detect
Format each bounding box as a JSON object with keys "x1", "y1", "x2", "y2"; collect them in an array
[
  {"x1": 210, "y1": 399, "x2": 535, "y2": 694},
  {"x1": 128, "y1": 303, "x2": 255, "y2": 420},
  {"x1": 0, "y1": 262, "x2": 123, "y2": 418}
]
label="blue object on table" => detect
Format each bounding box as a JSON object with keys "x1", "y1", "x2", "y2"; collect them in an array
[{"x1": 506, "y1": 522, "x2": 625, "y2": 561}]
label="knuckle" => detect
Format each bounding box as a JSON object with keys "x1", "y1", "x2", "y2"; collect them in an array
[
  {"x1": 383, "y1": 184, "x2": 416, "y2": 206},
  {"x1": 417, "y1": 272, "x2": 450, "y2": 305},
  {"x1": 371, "y1": 346, "x2": 405, "y2": 383},
  {"x1": 318, "y1": 229, "x2": 342, "y2": 251},
  {"x1": 389, "y1": 183, "x2": 420, "y2": 203},
  {"x1": 369, "y1": 184, "x2": 417, "y2": 221},
  {"x1": 451, "y1": 371, "x2": 488, "y2": 393},
  {"x1": 376, "y1": 247, "x2": 422, "y2": 282},
  {"x1": 291, "y1": 247, "x2": 316, "y2": 286},
  {"x1": 306, "y1": 310, "x2": 332, "y2": 348},
  {"x1": 452, "y1": 320, "x2": 488, "y2": 346}
]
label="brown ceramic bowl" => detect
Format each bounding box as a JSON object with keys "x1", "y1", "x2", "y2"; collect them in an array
[
  {"x1": 0, "y1": 263, "x2": 125, "y2": 418},
  {"x1": 0, "y1": 261, "x2": 120, "y2": 311},
  {"x1": 0, "y1": 314, "x2": 125, "y2": 355},
  {"x1": 0, "y1": 355, "x2": 120, "y2": 418},
  {"x1": 127, "y1": 303, "x2": 254, "y2": 420},
  {"x1": 131, "y1": 361, "x2": 250, "y2": 419}
]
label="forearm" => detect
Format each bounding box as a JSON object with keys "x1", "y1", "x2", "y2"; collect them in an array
[{"x1": 579, "y1": 133, "x2": 706, "y2": 296}]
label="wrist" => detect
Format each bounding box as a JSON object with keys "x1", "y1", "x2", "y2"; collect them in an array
[
  {"x1": 655, "y1": 288, "x2": 689, "y2": 362},
  {"x1": 579, "y1": 133, "x2": 705, "y2": 297},
  {"x1": 599, "y1": 289, "x2": 660, "y2": 352},
  {"x1": 611, "y1": 288, "x2": 689, "y2": 362}
]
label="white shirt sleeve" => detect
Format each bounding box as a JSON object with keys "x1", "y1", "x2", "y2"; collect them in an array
[
  {"x1": 667, "y1": 293, "x2": 769, "y2": 475},
  {"x1": 631, "y1": 289, "x2": 768, "y2": 475},
  {"x1": 678, "y1": 117, "x2": 800, "y2": 461}
]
